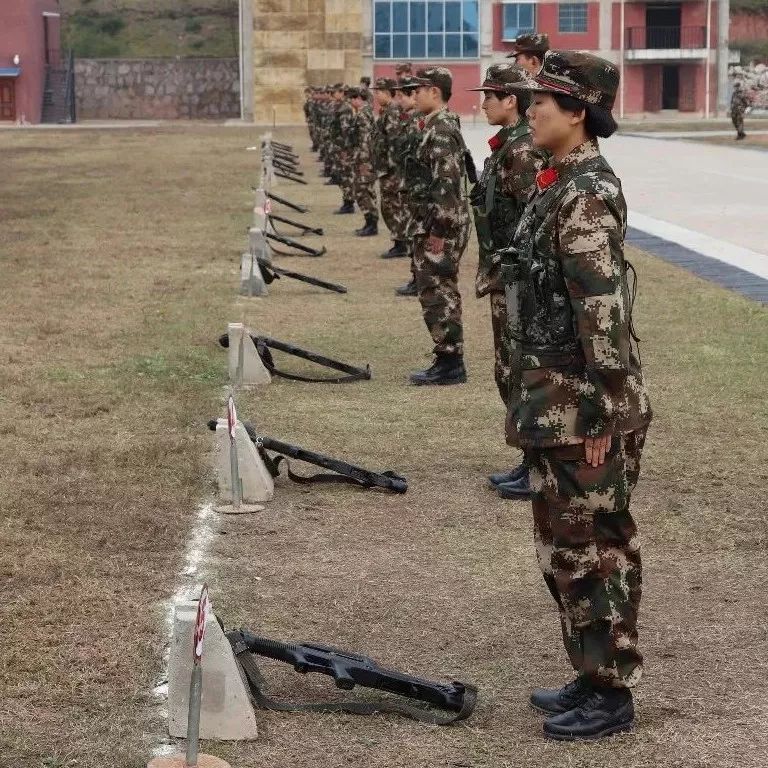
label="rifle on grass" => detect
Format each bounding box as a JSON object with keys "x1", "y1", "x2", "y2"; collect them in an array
[
  {"x1": 206, "y1": 420, "x2": 407, "y2": 493},
  {"x1": 268, "y1": 212, "x2": 323, "y2": 237},
  {"x1": 266, "y1": 191, "x2": 309, "y2": 214},
  {"x1": 226, "y1": 627, "x2": 476, "y2": 725},
  {"x1": 256, "y1": 256, "x2": 346, "y2": 294},
  {"x1": 274, "y1": 161, "x2": 304, "y2": 177},
  {"x1": 265, "y1": 230, "x2": 326, "y2": 257},
  {"x1": 275, "y1": 170, "x2": 307, "y2": 185},
  {"x1": 218, "y1": 332, "x2": 370, "y2": 383}
]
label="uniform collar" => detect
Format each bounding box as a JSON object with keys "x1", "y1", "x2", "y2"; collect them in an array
[
  {"x1": 551, "y1": 139, "x2": 600, "y2": 174},
  {"x1": 489, "y1": 117, "x2": 528, "y2": 150},
  {"x1": 423, "y1": 106, "x2": 447, "y2": 128}
]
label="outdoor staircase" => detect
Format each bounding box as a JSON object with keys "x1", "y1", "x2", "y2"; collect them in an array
[{"x1": 41, "y1": 51, "x2": 76, "y2": 124}]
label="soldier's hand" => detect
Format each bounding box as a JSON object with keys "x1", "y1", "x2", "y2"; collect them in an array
[
  {"x1": 584, "y1": 434, "x2": 612, "y2": 467},
  {"x1": 427, "y1": 234, "x2": 445, "y2": 254}
]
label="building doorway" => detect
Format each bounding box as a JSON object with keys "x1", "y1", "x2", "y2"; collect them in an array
[
  {"x1": 646, "y1": 3, "x2": 681, "y2": 48},
  {"x1": 662, "y1": 65, "x2": 680, "y2": 109},
  {"x1": 0, "y1": 79, "x2": 16, "y2": 121}
]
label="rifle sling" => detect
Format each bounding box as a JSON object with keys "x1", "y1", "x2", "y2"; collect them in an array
[
  {"x1": 231, "y1": 642, "x2": 477, "y2": 726},
  {"x1": 255, "y1": 338, "x2": 370, "y2": 384},
  {"x1": 262, "y1": 452, "x2": 404, "y2": 491}
]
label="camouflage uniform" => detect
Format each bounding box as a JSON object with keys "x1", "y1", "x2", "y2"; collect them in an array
[
  {"x1": 503, "y1": 52, "x2": 653, "y2": 689},
  {"x1": 405, "y1": 93, "x2": 470, "y2": 354},
  {"x1": 389, "y1": 97, "x2": 421, "y2": 245},
  {"x1": 350, "y1": 94, "x2": 379, "y2": 221},
  {"x1": 330, "y1": 93, "x2": 356, "y2": 205},
  {"x1": 372, "y1": 78, "x2": 404, "y2": 237},
  {"x1": 731, "y1": 83, "x2": 750, "y2": 138},
  {"x1": 468, "y1": 64, "x2": 546, "y2": 404}
]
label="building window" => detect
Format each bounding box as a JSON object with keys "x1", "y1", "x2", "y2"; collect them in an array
[
  {"x1": 558, "y1": 3, "x2": 588, "y2": 34},
  {"x1": 373, "y1": 0, "x2": 480, "y2": 59},
  {"x1": 502, "y1": 3, "x2": 536, "y2": 42}
]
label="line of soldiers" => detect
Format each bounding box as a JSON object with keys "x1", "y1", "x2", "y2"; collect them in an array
[{"x1": 302, "y1": 32, "x2": 654, "y2": 745}]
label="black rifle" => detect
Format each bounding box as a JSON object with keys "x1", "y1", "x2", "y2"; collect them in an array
[
  {"x1": 265, "y1": 230, "x2": 326, "y2": 257},
  {"x1": 275, "y1": 170, "x2": 307, "y2": 185},
  {"x1": 274, "y1": 161, "x2": 304, "y2": 177},
  {"x1": 266, "y1": 191, "x2": 309, "y2": 214},
  {"x1": 218, "y1": 333, "x2": 370, "y2": 383},
  {"x1": 268, "y1": 212, "x2": 323, "y2": 237},
  {"x1": 256, "y1": 256, "x2": 347, "y2": 294},
  {"x1": 226, "y1": 628, "x2": 477, "y2": 725},
  {"x1": 271, "y1": 140, "x2": 295, "y2": 153},
  {"x1": 206, "y1": 419, "x2": 407, "y2": 493}
]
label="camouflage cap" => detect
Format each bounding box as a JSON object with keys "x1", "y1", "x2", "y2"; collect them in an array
[
  {"x1": 467, "y1": 62, "x2": 532, "y2": 93},
  {"x1": 395, "y1": 62, "x2": 413, "y2": 75},
  {"x1": 400, "y1": 66, "x2": 452, "y2": 92},
  {"x1": 372, "y1": 76, "x2": 398, "y2": 90},
  {"x1": 332, "y1": 82, "x2": 345, "y2": 92},
  {"x1": 506, "y1": 32, "x2": 550, "y2": 57},
  {"x1": 345, "y1": 86, "x2": 365, "y2": 99},
  {"x1": 515, "y1": 50, "x2": 620, "y2": 111},
  {"x1": 395, "y1": 75, "x2": 418, "y2": 91}
]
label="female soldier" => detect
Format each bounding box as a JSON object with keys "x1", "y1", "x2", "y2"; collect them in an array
[{"x1": 504, "y1": 51, "x2": 653, "y2": 741}]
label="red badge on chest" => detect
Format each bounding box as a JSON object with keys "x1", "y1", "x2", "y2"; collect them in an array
[
  {"x1": 418, "y1": 119, "x2": 426, "y2": 131},
  {"x1": 488, "y1": 134, "x2": 502, "y2": 152},
  {"x1": 536, "y1": 167, "x2": 559, "y2": 192}
]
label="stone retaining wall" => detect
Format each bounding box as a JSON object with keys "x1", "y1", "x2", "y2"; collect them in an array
[{"x1": 75, "y1": 58, "x2": 240, "y2": 120}]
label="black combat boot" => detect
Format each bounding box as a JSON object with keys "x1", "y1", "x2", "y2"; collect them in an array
[
  {"x1": 530, "y1": 676, "x2": 593, "y2": 715},
  {"x1": 356, "y1": 214, "x2": 378, "y2": 237},
  {"x1": 543, "y1": 687, "x2": 634, "y2": 741},
  {"x1": 334, "y1": 201, "x2": 355, "y2": 214},
  {"x1": 395, "y1": 278, "x2": 418, "y2": 297},
  {"x1": 381, "y1": 240, "x2": 408, "y2": 259},
  {"x1": 488, "y1": 461, "x2": 528, "y2": 487},
  {"x1": 737, "y1": 132, "x2": 746, "y2": 140},
  {"x1": 409, "y1": 353, "x2": 467, "y2": 386},
  {"x1": 497, "y1": 468, "x2": 531, "y2": 499}
]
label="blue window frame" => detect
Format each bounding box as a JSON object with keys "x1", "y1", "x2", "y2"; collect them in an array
[
  {"x1": 502, "y1": 3, "x2": 536, "y2": 41},
  {"x1": 373, "y1": 0, "x2": 480, "y2": 59},
  {"x1": 559, "y1": 3, "x2": 588, "y2": 34}
]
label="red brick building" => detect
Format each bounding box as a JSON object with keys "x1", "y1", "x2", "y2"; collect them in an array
[
  {"x1": 0, "y1": 0, "x2": 63, "y2": 123},
  {"x1": 366, "y1": 1, "x2": 738, "y2": 116}
]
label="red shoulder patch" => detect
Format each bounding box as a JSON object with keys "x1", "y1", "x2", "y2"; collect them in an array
[
  {"x1": 488, "y1": 134, "x2": 502, "y2": 152},
  {"x1": 536, "y1": 167, "x2": 559, "y2": 192},
  {"x1": 418, "y1": 119, "x2": 425, "y2": 131}
]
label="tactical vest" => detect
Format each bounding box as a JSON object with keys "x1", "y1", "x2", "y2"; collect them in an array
[
  {"x1": 471, "y1": 121, "x2": 531, "y2": 260},
  {"x1": 504, "y1": 154, "x2": 629, "y2": 364}
]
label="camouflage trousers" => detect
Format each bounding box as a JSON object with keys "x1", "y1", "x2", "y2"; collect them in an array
[
  {"x1": 489, "y1": 290, "x2": 510, "y2": 406},
  {"x1": 354, "y1": 171, "x2": 379, "y2": 219},
  {"x1": 379, "y1": 173, "x2": 408, "y2": 239},
  {"x1": 412, "y1": 226, "x2": 469, "y2": 355},
  {"x1": 732, "y1": 107, "x2": 745, "y2": 135},
  {"x1": 336, "y1": 150, "x2": 355, "y2": 204},
  {"x1": 525, "y1": 427, "x2": 647, "y2": 688}
]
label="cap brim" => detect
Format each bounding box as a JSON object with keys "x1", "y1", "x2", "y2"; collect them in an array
[{"x1": 466, "y1": 85, "x2": 510, "y2": 92}]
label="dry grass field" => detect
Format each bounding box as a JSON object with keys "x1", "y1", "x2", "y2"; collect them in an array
[{"x1": 1, "y1": 124, "x2": 767, "y2": 768}]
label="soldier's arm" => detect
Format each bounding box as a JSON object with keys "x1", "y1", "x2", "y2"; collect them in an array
[
  {"x1": 503, "y1": 144, "x2": 546, "y2": 205},
  {"x1": 428, "y1": 131, "x2": 465, "y2": 238},
  {"x1": 557, "y1": 191, "x2": 630, "y2": 439}
]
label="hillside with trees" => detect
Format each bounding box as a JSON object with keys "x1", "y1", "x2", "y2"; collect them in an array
[{"x1": 60, "y1": 0, "x2": 239, "y2": 58}]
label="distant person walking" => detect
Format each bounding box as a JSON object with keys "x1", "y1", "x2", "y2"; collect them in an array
[{"x1": 730, "y1": 81, "x2": 750, "y2": 140}]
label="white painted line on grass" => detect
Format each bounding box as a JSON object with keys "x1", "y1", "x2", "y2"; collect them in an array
[
  {"x1": 150, "y1": 501, "x2": 218, "y2": 757},
  {"x1": 628, "y1": 211, "x2": 768, "y2": 281}
]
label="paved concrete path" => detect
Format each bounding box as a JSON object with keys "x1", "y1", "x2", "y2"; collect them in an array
[{"x1": 464, "y1": 125, "x2": 768, "y2": 302}]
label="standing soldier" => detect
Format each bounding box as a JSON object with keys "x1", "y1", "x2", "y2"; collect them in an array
[
  {"x1": 372, "y1": 76, "x2": 407, "y2": 258},
  {"x1": 349, "y1": 87, "x2": 379, "y2": 237},
  {"x1": 506, "y1": 33, "x2": 549, "y2": 75},
  {"x1": 731, "y1": 80, "x2": 750, "y2": 140},
  {"x1": 466, "y1": 63, "x2": 546, "y2": 499},
  {"x1": 503, "y1": 51, "x2": 653, "y2": 740},
  {"x1": 330, "y1": 84, "x2": 356, "y2": 214},
  {"x1": 400, "y1": 67, "x2": 471, "y2": 386},
  {"x1": 303, "y1": 87, "x2": 317, "y2": 151},
  {"x1": 392, "y1": 75, "x2": 423, "y2": 295}
]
